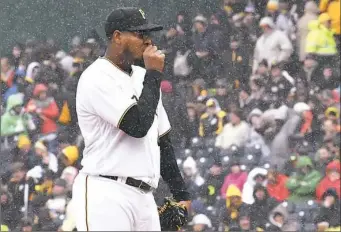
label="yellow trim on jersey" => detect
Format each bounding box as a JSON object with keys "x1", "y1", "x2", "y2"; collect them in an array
[
  {"x1": 117, "y1": 102, "x2": 138, "y2": 128},
  {"x1": 159, "y1": 128, "x2": 171, "y2": 138}
]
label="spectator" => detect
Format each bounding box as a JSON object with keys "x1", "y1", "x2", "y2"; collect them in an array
[
  {"x1": 252, "y1": 17, "x2": 293, "y2": 73},
  {"x1": 296, "y1": 53, "x2": 321, "y2": 88},
  {"x1": 33, "y1": 140, "x2": 58, "y2": 174},
  {"x1": 26, "y1": 84, "x2": 59, "y2": 135},
  {"x1": 45, "y1": 179, "x2": 68, "y2": 223},
  {"x1": 1, "y1": 94, "x2": 35, "y2": 136},
  {"x1": 315, "y1": 188, "x2": 341, "y2": 231},
  {"x1": 56, "y1": 145, "x2": 79, "y2": 176},
  {"x1": 199, "y1": 98, "x2": 227, "y2": 137},
  {"x1": 286, "y1": 156, "x2": 322, "y2": 202},
  {"x1": 190, "y1": 214, "x2": 212, "y2": 231},
  {"x1": 214, "y1": 79, "x2": 232, "y2": 112},
  {"x1": 221, "y1": 184, "x2": 249, "y2": 230},
  {"x1": 201, "y1": 158, "x2": 225, "y2": 205},
  {"x1": 305, "y1": 13, "x2": 338, "y2": 66},
  {"x1": 242, "y1": 167, "x2": 268, "y2": 204},
  {"x1": 297, "y1": 1, "x2": 319, "y2": 61},
  {"x1": 220, "y1": 160, "x2": 248, "y2": 198},
  {"x1": 316, "y1": 160, "x2": 340, "y2": 201},
  {"x1": 183, "y1": 156, "x2": 205, "y2": 197},
  {"x1": 1, "y1": 186, "x2": 19, "y2": 230},
  {"x1": 266, "y1": 169, "x2": 290, "y2": 201},
  {"x1": 186, "y1": 103, "x2": 200, "y2": 141},
  {"x1": 268, "y1": 203, "x2": 299, "y2": 231},
  {"x1": 215, "y1": 108, "x2": 249, "y2": 149},
  {"x1": 228, "y1": 211, "x2": 261, "y2": 231},
  {"x1": 60, "y1": 166, "x2": 78, "y2": 194},
  {"x1": 249, "y1": 184, "x2": 279, "y2": 229},
  {"x1": 314, "y1": 146, "x2": 334, "y2": 174},
  {"x1": 319, "y1": 0, "x2": 340, "y2": 50},
  {"x1": 1, "y1": 57, "x2": 15, "y2": 95}
]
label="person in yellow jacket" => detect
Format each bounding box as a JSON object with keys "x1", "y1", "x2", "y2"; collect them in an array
[
  {"x1": 199, "y1": 98, "x2": 227, "y2": 137},
  {"x1": 306, "y1": 13, "x2": 338, "y2": 65},
  {"x1": 319, "y1": 0, "x2": 340, "y2": 40}
]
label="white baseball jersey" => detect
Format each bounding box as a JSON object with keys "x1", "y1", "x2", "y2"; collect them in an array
[{"x1": 76, "y1": 57, "x2": 171, "y2": 188}]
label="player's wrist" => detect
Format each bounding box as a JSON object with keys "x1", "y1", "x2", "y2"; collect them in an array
[{"x1": 145, "y1": 69, "x2": 163, "y2": 86}]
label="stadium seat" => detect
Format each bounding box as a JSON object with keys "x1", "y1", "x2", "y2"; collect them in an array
[
  {"x1": 190, "y1": 137, "x2": 204, "y2": 150},
  {"x1": 304, "y1": 223, "x2": 316, "y2": 231},
  {"x1": 204, "y1": 137, "x2": 216, "y2": 148}
]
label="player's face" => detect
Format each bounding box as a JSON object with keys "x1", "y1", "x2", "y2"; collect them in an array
[{"x1": 122, "y1": 31, "x2": 152, "y2": 61}]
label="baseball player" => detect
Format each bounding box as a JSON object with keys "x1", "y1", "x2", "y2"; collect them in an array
[{"x1": 73, "y1": 7, "x2": 191, "y2": 231}]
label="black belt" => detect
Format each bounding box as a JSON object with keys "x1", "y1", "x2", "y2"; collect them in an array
[{"x1": 99, "y1": 175, "x2": 152, "y2": 192}]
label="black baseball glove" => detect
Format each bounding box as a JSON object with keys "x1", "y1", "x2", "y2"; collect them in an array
[{"x1": 158, "y1": 197, "x2": 188, "y2": 231}]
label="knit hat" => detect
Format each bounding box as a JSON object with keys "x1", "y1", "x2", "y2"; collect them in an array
[
  {"x1": 62, "y1": 146, "x2": 79, "y2": 165},
  {"x1": 34, "y1": 141, "x2": 48, "y2": 152},
  {"x1": 160, "y1": 80, "x2": 173, "y2": 93},
  {"x1": 267, "y1": 0, "x2": 279, "y2": 12},
  {"x1": 17, "y1": 134, "x2": 31, "y2": 149}
]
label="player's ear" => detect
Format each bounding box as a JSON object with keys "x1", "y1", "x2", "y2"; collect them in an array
[{"x1": 112, "y1": 30, "x2": 122, "y2": 44}]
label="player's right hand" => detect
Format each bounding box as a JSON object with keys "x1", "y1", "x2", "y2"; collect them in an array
[{"x1": 143, "y1": 45, "x2": 165, "y2": 73}]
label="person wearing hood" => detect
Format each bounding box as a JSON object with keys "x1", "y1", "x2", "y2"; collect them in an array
[
  {"x1": 246, "y1": 108, "x2": 271, "y2": 157},
  {"x1": 297, "y1": 1, "x2": 319, "y2": 61},
  {"x1": 26, "y1": 83, "x2": 59, "y2": 134},
  {"x1": 252, "y1": 17, "x2": 293, "y2": 74},
  {"x1": 199, "y1": 98, "x2": 227, "y2": 137},
  {"x1": 286, "y1": 155, "x2": 322, "y2": 201},
  {"x1": 242, "y1": 167, "x2": 268, "y2": 204},
  {"x1": 216, "y1": 108, "x2": 250, "y2": 149},
  {"x1": 183, "y1": 156, "x2": 205, "y2": 198},
  {"x1": 319, "y1": 0, "x2": 340, "y2": 49},
  {"x1": 266, "y1": 169, "x2": 290, "y2": 201},
  {"x1": 221, "y1": 184, "x2": 249, "y2": 230},
  {"x1": 249, "y1": 184, "x2": 279, "y2": 229},
  {"x1": 190, "y1": 214, "x2": 212, "y2": 231},
  {"x1": 56, "y1": 145, "x2": 79, "y2": 177},
  {"x1": 316, "y1": 160, "x2": 340, "y2": 201},
  {"x1": 220, "y1": 160, "x2": 248, "y2": 198},
  {"x1": 305, "y1": 14, "x2": 338, "y2": 66},
  {"x1": 267, "y1": 203, "x2": 299, "y2": 231},
  {"x1": 1, "y1": 94, "x2": 36, "y2": 136},
  {"x1": 315, "y1": 188, "x2": 341, "y2": 231}
]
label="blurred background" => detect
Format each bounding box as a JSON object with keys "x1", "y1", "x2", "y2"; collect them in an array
[{"x1": 1, "y1": 0, "x2": 340, "y2": 231}]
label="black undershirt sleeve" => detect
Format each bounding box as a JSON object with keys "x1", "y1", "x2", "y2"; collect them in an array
[
  {"x1": 159, "y1": 132, "x2": 191, "y2": 202},
  {"x1": 119, "y1": 70, "x2": 162, "y2": 138}
]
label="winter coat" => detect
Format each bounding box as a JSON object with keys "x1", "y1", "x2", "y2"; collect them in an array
[
  {"x1": 297, "y1": 1, "x2": 319, "y2": 61},
  {"x1": 315, "y1": 189, "x2": 341, "y2": 228},
  {"x1": 286, "y1": 156, "x2": 322, "y2": 201},
  {"x1": 215, "y1": 121, "x2": 250, "y2": 149},
  {"x1": 242, "y1": 167, "x2": 268, "y2": 204},
  {"x1": 1, "y1": 94, "x2": 35, "y2": 136},
  {"x1": 26, "y1": 94, "x2": 59, "y2": 135},
  {"x1": 268, "y1": 203, "x2": 299, "y2": 231},
  {"x1": 319, "y1": 0, "x2": 340, "y2": 35},
  {"x1": 220, "y1": 171, "x2": 248, "y2": 198},
  {"x1": 267, "y1": 174, "x2": 290, "y2": 201},
  {"x1": 223, "y1": 185, "x2": 250, "y2": 228},
  {"x1": 253, "y1": 29, "x2": 293, "y2": 73},
  {"x1": 306, "y1": 21, "x2": 337, "y2": 56},
  {"x1": 199, "y1": 110, "x2": 227, "y2": 137},
  {"x1": 316, "y1": 160, "x2": 341, "y2": 201},
  {"x1": 202, "y1": 171, "x2": 225, "y2": 205},
  {"x1": 249, "y1": 185, "x2": 279, "y2": 229}
]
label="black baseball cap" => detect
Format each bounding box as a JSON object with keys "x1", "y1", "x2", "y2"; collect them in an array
[{"x1": 105, "y1": 7, "x2": 163, "y2": 38}]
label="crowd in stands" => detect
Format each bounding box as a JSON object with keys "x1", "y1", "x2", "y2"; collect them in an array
[{"x1": 1, "y1": 0, "x2": 340, "y2": 231}]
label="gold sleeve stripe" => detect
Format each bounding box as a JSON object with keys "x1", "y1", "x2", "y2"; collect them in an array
[
  {"x1": 158, "y1": 128, "x2": 171, "y2": 139},
  {"x1": 117, "y1": 102, "x2": 138, "y2": 128}
]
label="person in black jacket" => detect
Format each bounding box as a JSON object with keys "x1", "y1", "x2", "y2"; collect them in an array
[
  {"x1": 249, "y1": 184, "x2": 279, "y2": 229},
  {"x1": 315, "y1": 188, "x2": 341, "y2": 231}
]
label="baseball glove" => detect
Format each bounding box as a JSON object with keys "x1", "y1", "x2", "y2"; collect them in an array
[{"x1": 158, "y1": 197, "x2": 188, "y2": 231}]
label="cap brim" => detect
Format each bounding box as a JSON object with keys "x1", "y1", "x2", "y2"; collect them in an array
[{"x1": 128, "y1": 23, "x2": 163, "y2": 32}]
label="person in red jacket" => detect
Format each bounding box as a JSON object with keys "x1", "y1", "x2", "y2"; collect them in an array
[
  {"x1": 266, "y1": 169, "x2": 290, "y2": 201},
  {"x1": 316, "y1": 160, "x2": 340, "y2": 201},
  {"x1": 220, "y1": 160, "x2": 248, "y2": 198},
  {"x1": 26, "y1": 84, "x2": 59, "y2": 134}
]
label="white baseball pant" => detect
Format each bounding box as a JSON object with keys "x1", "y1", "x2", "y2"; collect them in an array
[{"x1": 72, "y1": 172, "x2": 161, "y2": 231}]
